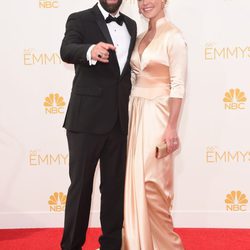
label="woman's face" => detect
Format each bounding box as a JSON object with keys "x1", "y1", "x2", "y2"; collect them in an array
[{"x1": 138, "y1": 0, "x2": 165, "y2": 20}]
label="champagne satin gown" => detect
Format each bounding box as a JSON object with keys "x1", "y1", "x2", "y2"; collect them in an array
[{"x1": 123, "y1": 18, "x2": 187, "y2": 250}]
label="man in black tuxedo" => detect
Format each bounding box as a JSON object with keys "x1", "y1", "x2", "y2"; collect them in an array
[{"x1": 60, "y1": 0, "x2": 136, "y2": 249}]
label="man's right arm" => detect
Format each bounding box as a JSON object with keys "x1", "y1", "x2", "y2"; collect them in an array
[
  {"x1": 86, "y1": 45, "x2": 97, "y2": 66},
  {"x1": 60, "y1": 13, "x2": 91, "y2": 64},
  {"x1": 60, "y1": 13, "x2": 116, "y2": 65}
]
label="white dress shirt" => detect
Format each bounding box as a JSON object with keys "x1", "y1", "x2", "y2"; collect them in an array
[{"x1": 86, "y1": 3, "x2": 131, "y2": 74}]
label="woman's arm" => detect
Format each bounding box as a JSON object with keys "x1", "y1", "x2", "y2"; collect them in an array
[{"x1": 164, "y1": 30, "x2": 187, "y2": 154}]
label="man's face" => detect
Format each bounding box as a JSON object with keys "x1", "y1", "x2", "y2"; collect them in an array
[{"x1": 99, "y1": 0, "x2": 123, "y2": 14}]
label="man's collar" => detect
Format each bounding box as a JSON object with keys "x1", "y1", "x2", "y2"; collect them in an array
[{"x1": 97, "y1": 2, "x2": 120, "y2": 19}]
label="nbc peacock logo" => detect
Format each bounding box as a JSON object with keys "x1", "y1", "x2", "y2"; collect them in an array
[
  {"x1": 223, "y1": 88, "x2": 247, "y2": 110},
  {"x1": 44, "y1": 93, "x2": 66, "y2": 114},
  {"x1": 48, "y1": 192, "x2": 67, "y2": 212},
  {"x1": 225, "y1": 191, "x2": 248, "y2": 211}
]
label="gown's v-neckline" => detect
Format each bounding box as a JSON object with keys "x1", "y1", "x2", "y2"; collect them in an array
[
  {"x1": 137, "y1": 31, "x2": 156, "y2": 62},
  {"x1": 137, "y1": 17, "x2": 167, "y2": 62}
]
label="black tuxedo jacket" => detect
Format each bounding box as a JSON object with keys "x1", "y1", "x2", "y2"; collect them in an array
[{"x1": 60, "y1": 4, "x2": 137, "y2": 134}]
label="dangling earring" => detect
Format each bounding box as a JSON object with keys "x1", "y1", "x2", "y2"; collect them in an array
[{"x1": 139, "y1": 9, "x2": 142, "y2": 14}]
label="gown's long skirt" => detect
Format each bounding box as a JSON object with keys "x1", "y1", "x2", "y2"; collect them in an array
[{"x1": 123, "y1": 84, "x2": 184, "y2": 250}]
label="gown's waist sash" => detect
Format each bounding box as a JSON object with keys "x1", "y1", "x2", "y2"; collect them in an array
[{"x1": 131, "y1": 83, "x2": 171, "y2": 100}]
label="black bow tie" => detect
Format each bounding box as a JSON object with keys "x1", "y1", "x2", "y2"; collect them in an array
[{"x1": 105, "y1": 14, "x2": 124, "y2": 26}]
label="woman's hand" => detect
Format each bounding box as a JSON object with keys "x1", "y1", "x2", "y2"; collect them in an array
[{"x1": 162, "y1": 126, "x2": 179, "y2": 155}]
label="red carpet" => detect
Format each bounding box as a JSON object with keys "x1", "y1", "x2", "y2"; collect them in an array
[{"x1": 0, "y1": 228, "x2": 250, "y2": 250}]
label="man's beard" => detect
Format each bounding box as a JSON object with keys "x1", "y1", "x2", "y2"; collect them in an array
[{"x1": 99, "y1": 0, "x2": 123, "y2": 14}]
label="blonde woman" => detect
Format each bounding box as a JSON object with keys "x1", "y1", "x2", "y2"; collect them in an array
[{"x1": 123, "y1": 0, "x2": 187, "y2": 249}]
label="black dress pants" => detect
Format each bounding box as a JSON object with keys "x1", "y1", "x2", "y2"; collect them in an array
[{"x1": 61, "y1": 122, "x2": 127, "y2": 250}]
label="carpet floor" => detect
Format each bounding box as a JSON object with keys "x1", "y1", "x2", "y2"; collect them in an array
[{"x1": 0, "y1": 228, "x2": 250, "y2": 250}]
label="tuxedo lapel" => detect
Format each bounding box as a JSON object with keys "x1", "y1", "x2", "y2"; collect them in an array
[
  {"x1": 92, "y1": 4, "x2": 113, "y2": 44},
  {"x1": 91, "y1": 5, "x2": 136, "y2": 78}
]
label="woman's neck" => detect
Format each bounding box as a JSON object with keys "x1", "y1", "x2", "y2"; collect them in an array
[{"x1": 148, "y1": 13, "x2": 165, "y2": 31}]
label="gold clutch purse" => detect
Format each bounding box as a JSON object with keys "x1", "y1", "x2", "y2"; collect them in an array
[{"x1": 155, "y1": 142, "x2": 168, "y2": 159}]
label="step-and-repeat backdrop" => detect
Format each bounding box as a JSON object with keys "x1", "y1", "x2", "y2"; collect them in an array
[{"x1": 0, "y1": 0, "x2": 250, "y2": 229}]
